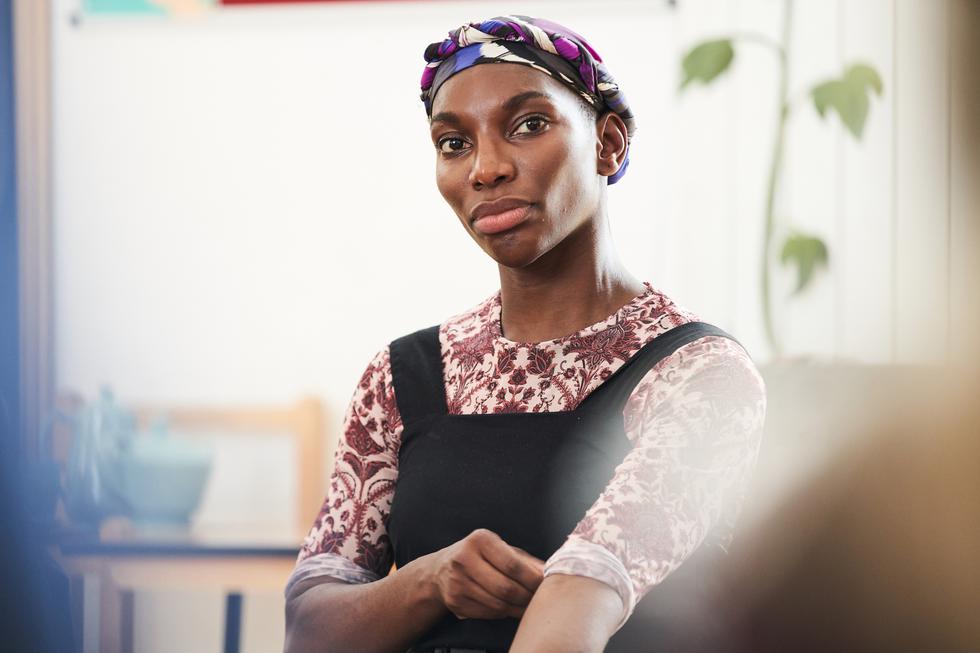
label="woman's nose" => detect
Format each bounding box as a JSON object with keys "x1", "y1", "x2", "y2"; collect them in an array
[{"x1": 469, "y1": 139, "x2": 515, "y2": 190}]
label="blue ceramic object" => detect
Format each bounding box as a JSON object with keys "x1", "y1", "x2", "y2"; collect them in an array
[
  {"x1": 63, "y1": 387, "x2": 132, "y2": 523},
  {"x1": 60, "y1": 388, "x2": 214, "y2": 525},
  {"x1": 116, "y1": 419, "x2": 213, "y2": 524}
]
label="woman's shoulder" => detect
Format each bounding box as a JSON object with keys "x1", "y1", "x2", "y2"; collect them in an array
[
  {"x1": 351, "y1": 345, "x2": 395, "y2": 399},
  {"x1": 631, "y1": 284, "x2": 761, "y2": 386},
  {"x1": 622, "y1": 283, "x2": 704, "y2": 346},
  {"x1": 636, "y1": 283, "x2": 750, "y2": 347}
]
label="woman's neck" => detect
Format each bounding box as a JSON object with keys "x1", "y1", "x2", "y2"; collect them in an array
[{"x1": 496, "y1": 220, "x2": 644, "y2": 343}]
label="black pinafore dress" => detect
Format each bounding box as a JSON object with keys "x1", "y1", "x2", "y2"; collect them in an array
[{"x1": 387, "y1": 321, "x2": 739, "y2": 653}]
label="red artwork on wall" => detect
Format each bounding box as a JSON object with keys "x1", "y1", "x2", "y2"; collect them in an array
[{"x1": 219, "y1": 0, "x2": 417, "y2": 5}]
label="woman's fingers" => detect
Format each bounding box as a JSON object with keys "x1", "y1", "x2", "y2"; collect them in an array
[
  {"x1": 463, "y1": 556, "x2": 536, "y2": 608},
  {"x1": 435, "y1": 529, "x2": 547, "y2": 619},
  {"x1": 474, "y1": 531, "x2": 545, "y2": 594},
  {"x1": 512, "y1": 546, "x2": 546, "y2": 576},
  {"x1": 454, "y1": 567, "x2": 529, "y2": 618}
]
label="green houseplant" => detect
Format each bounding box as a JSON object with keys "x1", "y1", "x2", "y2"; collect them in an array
[{"x1": 679, "y1": 0, "x2": 883, "y2": 357}]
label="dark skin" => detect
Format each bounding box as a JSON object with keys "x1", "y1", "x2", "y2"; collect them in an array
[
  {"x1": 285, "y1": 529, "x2": 548, "y2": 653},
  {"x1": 431, "y1": 63, "x2": 645, "y2": 343},
  {"x1": 284, "y1": 63, "x2": 634, "y2": 653}
]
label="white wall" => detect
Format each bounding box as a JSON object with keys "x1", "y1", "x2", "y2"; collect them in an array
[{"x1": 49, "y1": 0, "x2": 978, "y2": 651}]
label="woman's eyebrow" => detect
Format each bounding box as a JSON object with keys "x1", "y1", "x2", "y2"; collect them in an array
[
  {"x1": 502, "y1": 90, "x2": 554, "y2": 112},
  {"x1": 430, "y1": 111, "x2": 461, "y2": 127}
]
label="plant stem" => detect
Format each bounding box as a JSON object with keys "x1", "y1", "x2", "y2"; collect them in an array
[
  {"x1": 732, "y1": 31, "x2": 784, "y2": 56},
  {"x1": 762, "y1": 0, "x2": 793, "y2": 359}
]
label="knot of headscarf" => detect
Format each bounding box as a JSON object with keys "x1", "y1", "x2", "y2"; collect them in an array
[{"x1": 420, "y1": 15, "x2": 635, "y2": 184}]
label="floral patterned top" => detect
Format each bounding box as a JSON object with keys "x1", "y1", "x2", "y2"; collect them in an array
[{"x1": 286, "y1": 283, "x2": 766, "y2": 625}]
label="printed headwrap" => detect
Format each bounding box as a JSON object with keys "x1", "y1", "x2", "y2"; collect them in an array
[{"x1": 420, "y1": 15, "x2": 635, "y2": 184}]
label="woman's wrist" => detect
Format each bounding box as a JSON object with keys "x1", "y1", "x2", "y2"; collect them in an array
[{"x1": 401, "y1": 551, "x2": 448, "y2": 612}]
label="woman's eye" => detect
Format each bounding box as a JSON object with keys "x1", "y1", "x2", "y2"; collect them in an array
[
  {"x1": 513, "y1": 117, "x2": 547, "y2": 135},
  {"x1": 438, "y1": 137, "x2": 469, "y2": 154}
]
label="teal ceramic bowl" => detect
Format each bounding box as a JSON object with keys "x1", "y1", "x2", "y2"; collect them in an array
[{"x1": 116, "y1": 435, "x2": 214, "y2": 524}]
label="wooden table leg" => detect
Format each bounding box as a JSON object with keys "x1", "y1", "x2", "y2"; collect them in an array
[{"x1": 223, "y1": 592, "x2": 243, "y2": 653}]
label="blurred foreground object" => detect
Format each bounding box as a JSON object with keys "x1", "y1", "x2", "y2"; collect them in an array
[{"x1": 718, "y1": 366, "x2": 980, "y2": 653}]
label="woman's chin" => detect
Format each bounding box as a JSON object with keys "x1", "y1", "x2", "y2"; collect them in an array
[{"x1": 475, "y1": 233, "x2": 544, "y2": 269}]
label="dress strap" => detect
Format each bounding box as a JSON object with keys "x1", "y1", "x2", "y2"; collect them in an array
[
  {"x1": 389, "y1": 325, "x2": 447, "y2": 425},
  {"x1": 580, "y1": 321, "x2": 744, "y2": 412}
]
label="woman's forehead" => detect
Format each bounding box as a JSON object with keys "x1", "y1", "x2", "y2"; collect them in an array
[{"x1": 430, "y1": 63, "x2": 584, "y2": 117}]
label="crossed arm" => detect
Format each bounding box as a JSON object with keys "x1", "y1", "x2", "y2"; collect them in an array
[{"x1": 284, "y1": 530, "x2": 622, "y2": 653}]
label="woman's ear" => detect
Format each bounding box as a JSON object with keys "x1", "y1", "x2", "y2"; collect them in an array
[{"x1": 595, "y1": 111, "x2": 628, "y2": 178}]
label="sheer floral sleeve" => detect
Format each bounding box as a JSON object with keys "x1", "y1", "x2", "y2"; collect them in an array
[
  {"x1": 543, "y1": 335, "x2": 766, "y2": 626},
  {"x1": 285, "y1": 347, "x2": 403, "y2": 597}
]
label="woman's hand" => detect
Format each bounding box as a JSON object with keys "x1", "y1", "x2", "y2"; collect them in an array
[{"x1": 421, "y1": 528, "x2": 545, "y2": 620}]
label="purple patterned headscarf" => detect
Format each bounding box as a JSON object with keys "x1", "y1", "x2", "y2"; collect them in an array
[{"x1": 420, "y1": 15, "x2": 635, "y2": 184}]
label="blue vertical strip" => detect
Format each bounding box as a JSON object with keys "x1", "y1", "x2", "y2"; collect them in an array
[
  {"x1": 224, "y1": 593, "x2": 244, "y2": 653},
  {"x1": 0, "y1": 12, "x2": 74, "y2": 651},
  {"x1": 0, "y1": 2, "x2": 30, "y2": 649},
  {"x1": 0, "y1": 0, "x2": 25, "y2": 641},
  {"x1": 0, "y1": 0, "x2": 18, "y2": 457}
]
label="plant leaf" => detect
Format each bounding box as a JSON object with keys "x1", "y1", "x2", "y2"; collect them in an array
[
  {"x1": 810, "y1": 62, "x2": 884, "y2": 139},
  {"x1": 845, "y1": 63, "x2": 884, "y2": 95},
  {"x1": 780, "y1": 233, "x2": 829, "y2": 294},
  {"x1": 811, "y1": 80, "x2": 841, "y2": 118},
  {"x1": 680, "y1": 39, "x2": 734, "y2": 91}
]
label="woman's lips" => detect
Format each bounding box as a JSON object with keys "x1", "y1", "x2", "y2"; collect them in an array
[{"x1": 472, "y1": 205, "x2": 532, "y2": 235}]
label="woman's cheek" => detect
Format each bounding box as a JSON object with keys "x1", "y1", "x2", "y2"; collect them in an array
[{"x1": 435, "y1": 159, "x2": 462, "y2": 208}]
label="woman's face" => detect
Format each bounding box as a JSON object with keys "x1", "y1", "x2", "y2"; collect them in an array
[{"x1": 429, "y1": 64, "x2": 606, "y2": 269}]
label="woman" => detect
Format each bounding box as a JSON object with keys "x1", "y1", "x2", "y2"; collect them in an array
[{"x1": 284, "y1": 15, "x2": 765, "y2": 653}]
